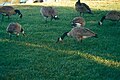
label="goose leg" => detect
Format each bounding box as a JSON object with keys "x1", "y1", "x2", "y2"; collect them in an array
[
  {"x1": 80, "y1": 39, "x2": 82, "y2": 43},
  {"x1": 8, "y1": 16, "x2": 10, "y2": 20},
  {"x1": 1, "y1": 14, "x2": 4, "y2": 21},
  {"x1": 44, "y1": 17, "x2": 48, "y2": 23},
  {"x1": 80, "y1": 12, "x2": 81, "y2": 16},
  {"x1": 51, "y1": 17, "x2": 53, "y2": 21},
  {"x1": 9, "y1": 33, "x2": 12, "y2": 38}
]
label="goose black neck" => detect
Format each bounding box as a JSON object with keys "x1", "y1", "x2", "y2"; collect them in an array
[
  {"x1": 20, "y1": 28, "x2": 24, "y2": 33},
  {"x1": 87, "y1": 10, "x2": 92, "y2": 14},
  {"x1": 77, "y1": 0, "x2": 80, "y2": 3},
  {"x1": 100, "y1": 15, "x2": 106, "y2": 22},
  {"x1": 77, "y1": 0, "x2": 81, "y2": 4},
  {"x1": 94, "y1": 34, "x2": 98, "y2": 38},
  {"x1": 61, "y1": 32, "x2": 68, "y2": 40}
]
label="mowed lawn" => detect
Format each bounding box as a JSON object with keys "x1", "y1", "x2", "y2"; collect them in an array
[{"x1": 0, "y1": 1, "x2": 120, "y2": 80}]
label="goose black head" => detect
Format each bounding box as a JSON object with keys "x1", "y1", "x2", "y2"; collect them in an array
[
  {"x1": 53, "y1": 15, "x2": 59, "y2": 20},
  {"x1": 15, "y1": 9, "x2": 23, "y2": 18},
  {"x1": 98, "y1": 21, "x2": 102, "y2": 25},
  {"x1": 71, "y1": 23, "x2": 81, "y2": 27},
  {"x1": 94, "y1": 34, "x2": 98, "y2": 38},
  {"x1": 20, "y1": 28, "x2": 25, "y2": 36},
  {"x1": 56, "y1": 37, "x2": 63, "y2": 43},
  {"x1": 56, "y1": 32, "x2": 68, "y2": 43}
]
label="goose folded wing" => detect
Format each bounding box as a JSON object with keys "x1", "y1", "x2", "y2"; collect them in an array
[
  {"x1": 82, "y1": 3, "x2": 91, "y2": 10},
  {"x1": 76, "y1": 28, "x2": 95, "y2": 36}
]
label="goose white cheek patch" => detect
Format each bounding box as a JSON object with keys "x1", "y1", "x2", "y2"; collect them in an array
[
  {"x1": 55, "y1": 15, "x2": 58, "y2": 18},
  {"x1": 76, "y1": 23, "x2": 81, "y2": 27},
  {"x1": 17, "y1": 33, "x2": 19, "y2": 36},
  {"x1": 59, "y1": 37, "x2": 62, "y2": 41},
  {"x1": 99, "y1": 22, "x2": 102, "y2": 25},
  {"x1": 22, "y1": 31, "x2": 24, "y2": 34},
  {"x1": 67, "y1": 33, "x2": 70, "y2": 36}
]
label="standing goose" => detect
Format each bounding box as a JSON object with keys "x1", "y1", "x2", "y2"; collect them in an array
[
  {"x1": 0, "y1": 6, "x2": 22, "y2": 21},
  {"x1": 75, "y1": 0, "x2": 92, "y2": 16},
  {"x1": 40, "y1": 6, "x2": 59, "y2": 23},
  {"x1": 71, "y1": 17, "x2": 85, "y2": 27},
  {"x1": 56, "y1": 26, "x2": 97, "y2": 43},
  {"x1": 6, "y1": 22, "x2": 25, "y2": 38},
  {"x1": 98, "y1": 10, "x2": 120, "y2": 25}
]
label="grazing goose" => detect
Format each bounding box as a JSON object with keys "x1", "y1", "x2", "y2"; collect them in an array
[
  {"x1": 40, "y1": 6, "x2": 59, "y2": 22},
  {"x1": 75, "y1": 0, "x2": 92, "y2": 16},
  {"x1": 98, "y1": 10, "x2": 120, "y2": 25},
  {"x1": 56, "y1": 26, "x2": 97, "y2": 43},
  {"x1": 71, "y1": 17, "x2": 85, "y2": 27},
  {"x1": 0, "y1": 6, "x2": 22, "y2": 21},
  {"x1": 6, "y1": 22, "x2": 25, "y2": 38}
]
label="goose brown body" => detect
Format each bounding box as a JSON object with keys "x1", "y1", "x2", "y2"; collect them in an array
[
  {"x1": 6, "y1": 22, "x2": 24, "y2": 37},
  {"x1": 56, "y1": 27, "x2": 97, "y2": 43},
  {"x1": 98, "y1": 10, "x2": 120, "y2": 25},
  {"x1": 0, "y1": 6, "x2": 15, "y2": 15},
  {"x1": 0, "y1": 6, "x2": 22, "y2": 20},
  {"x1": 75, "y1": 0, "x2": 92, "y2": 15},
  {"x1": 40, "y1": 6, "x2": 59, "y2": 22},
  {"x1": 105, "y1": 11, "x2": 120, "y2": 20},
  {"x1": 68, "y1": 27, "x2": 97, "y2": 41}
]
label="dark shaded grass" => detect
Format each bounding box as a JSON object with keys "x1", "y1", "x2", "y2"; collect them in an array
[{"x1": 0, "y1": 5, "x2": 120, "y2": 80}]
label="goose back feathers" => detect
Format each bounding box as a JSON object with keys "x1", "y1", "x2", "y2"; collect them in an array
[
  {"x1": 98, "y1": 10, "x2": 120, "y2": 25},
  {"x1": 40, "y1": 6, "x2": 59, "y2": 22}
]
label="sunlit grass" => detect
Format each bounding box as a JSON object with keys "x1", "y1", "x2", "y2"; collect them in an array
[{"x1": 0, "y1": 38, "x2": 120, "y2": 69}]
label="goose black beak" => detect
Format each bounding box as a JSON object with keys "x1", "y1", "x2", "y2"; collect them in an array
[{"x1": 71, "y1": 23, "x2": 76, "y2": 27}]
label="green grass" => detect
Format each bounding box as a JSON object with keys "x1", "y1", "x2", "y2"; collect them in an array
[{"x1": 0, "y1": 1, "x2": 120, "y2": 80}]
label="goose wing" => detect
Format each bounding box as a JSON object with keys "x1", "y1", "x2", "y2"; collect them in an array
[
  {"x1": 81, "y1": 3, "x2": 91, "y2": 10},
  {"x1": 75, "y1": 27, "x2": 95, "y2": 36},
  {"x1": 1, "y1": 6, "x2": 14, "y2": 12},
  {"x1": 106, "y1": 11, "x2": 120, "y2": 20},
  {"x1": 81, "y1": 3, "x2": 92, "y2": 13}
]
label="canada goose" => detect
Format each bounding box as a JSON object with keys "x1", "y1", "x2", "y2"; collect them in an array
[
  {"x1": 98, "y1": 10, "x2": 120, "y2": 25},
  {"x1": 71, "y1": 17, "x2": 85, "y2": 27},
  {"x1": 0, "y1": 6, "x2": 22, "y2": 21},
  {"x1": 56, "y1": 26, "x2": 97, "y2": 43},
  {"x1": 75, "y1": 0, "x2": 92, "y2": 16},
  {"x1": 6, "y1": 22, "x2": 25, "y2": 38},
  {"x1": 40, "y1": 6, "x2": 59, "y2": 22}
]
